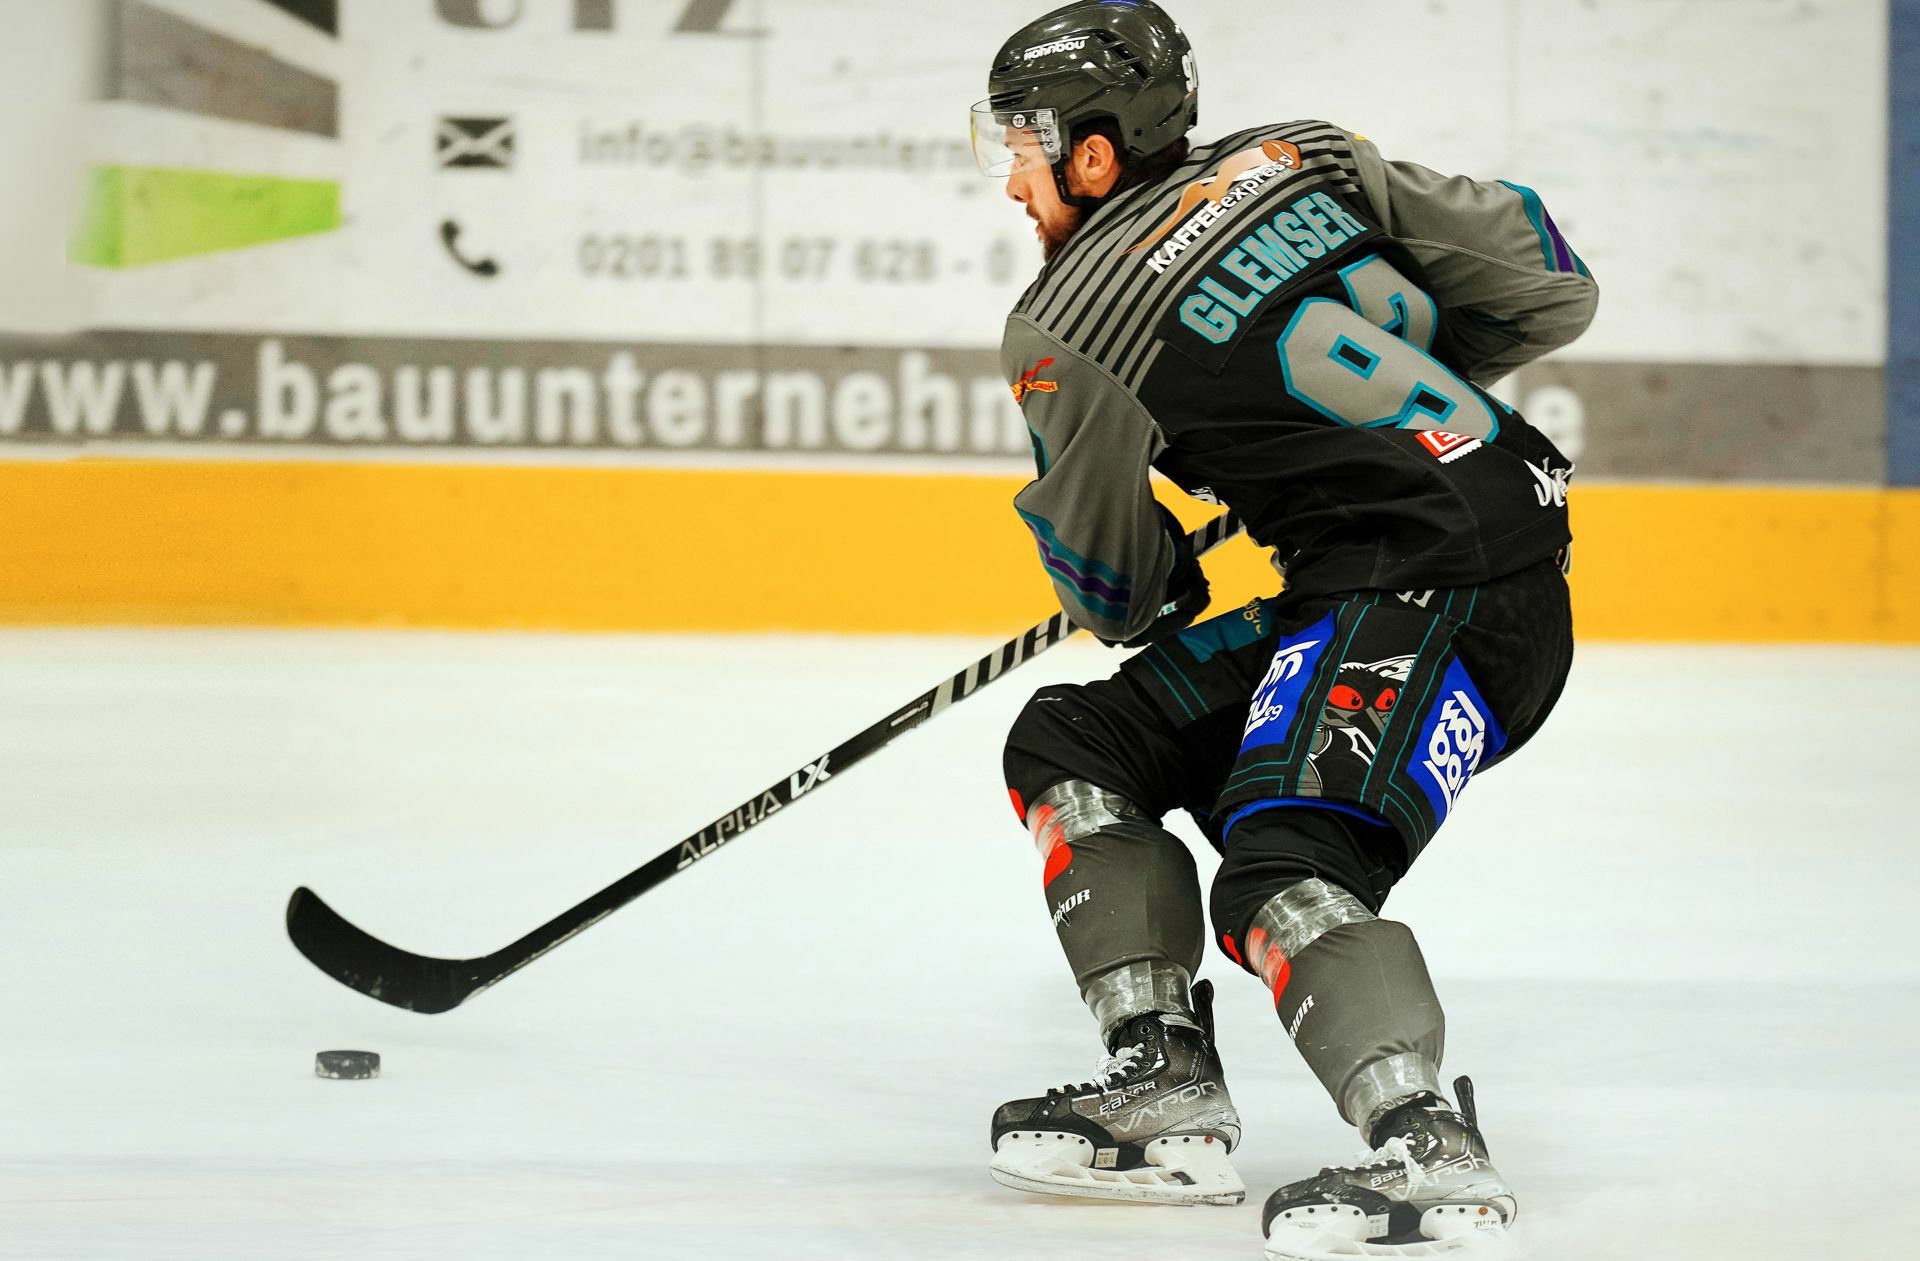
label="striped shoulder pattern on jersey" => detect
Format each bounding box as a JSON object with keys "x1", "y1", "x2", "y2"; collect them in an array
[{"x1": 1012, "y1": 121, "x2": 1365, "y2": 393}]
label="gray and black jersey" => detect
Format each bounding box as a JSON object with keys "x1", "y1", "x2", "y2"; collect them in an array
[{"x1": 1002, "y1": 120, "x2": 1599, "y2": 645}]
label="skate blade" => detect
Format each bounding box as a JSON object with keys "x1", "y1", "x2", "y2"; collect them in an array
[
  {"x1": 989, "y1": 1131, "x2": 1245, "y2": 1207},
  {"x1": 1264, "y1": 1203, "x2": 1515, "y2": 1260}
]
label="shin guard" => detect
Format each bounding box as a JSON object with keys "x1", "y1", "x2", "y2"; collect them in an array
[
  {"x1": 1242, "y1": 879, "x2": 1447, "y2": 1127},
  {"x1": 1025, "y1": 781, "x2": 1206, "y2": 1040}
]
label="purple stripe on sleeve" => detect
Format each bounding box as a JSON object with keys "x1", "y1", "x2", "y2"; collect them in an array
[
  {"x1": 1037, "y1": 543, "x2": 1130, "y2": 604},
  {"x1": 1539, "y1": 203, "x2": 1575, "y2": 274}
]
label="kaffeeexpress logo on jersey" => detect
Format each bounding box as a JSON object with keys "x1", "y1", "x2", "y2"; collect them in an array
[
  {"x1": 1124, "y1": 140, "x2": 1303, "y2": 273},
  {"x1": 1010, "y1": 358, "x2": 1060, "y2": 403}
]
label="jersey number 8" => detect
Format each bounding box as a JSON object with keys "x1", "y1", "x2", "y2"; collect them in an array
[{"x1": 1276, "y1": 254, "x2": 1501, "y2": 441}]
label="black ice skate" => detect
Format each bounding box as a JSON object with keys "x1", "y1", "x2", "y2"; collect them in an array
[
  {"x1": 988, "y1": 979, "x2": 1244, "y2": 1206},
  {"x1": 1262, "y1": 1078, "x2": 1515, "y2": 1259}
]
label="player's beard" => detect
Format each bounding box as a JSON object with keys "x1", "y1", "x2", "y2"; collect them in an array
[{"x1": 1035, "y1": 206, "x2": 1085, "y2": 261}]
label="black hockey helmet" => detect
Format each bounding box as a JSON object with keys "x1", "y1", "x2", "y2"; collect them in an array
[{"x1": 970, "y1": 1, "x2": 1197, "y2": 184}]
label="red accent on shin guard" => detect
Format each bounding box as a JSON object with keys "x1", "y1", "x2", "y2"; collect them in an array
[
  {"x1": 1265, "y1": 952, "x2": 1293, "y2": 1005},
  {"x1": 1220, "y1": 934, "x2": 1243, "y2": 966},
  {"x1": 1030, "y1": 802, "x2": 1073, "y2": 883},
  {"x1": 1028, "y1": 805, "x2": 1063, "y2": 853},
  {"x1": 1008, "y1": 788, "x2": 1026, "y2": 822},
  {"x1": 1244, "y1": 926, "x2": 1292, "y2": 1003}
]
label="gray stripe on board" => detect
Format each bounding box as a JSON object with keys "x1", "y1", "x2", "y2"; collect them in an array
[{"x1": 105, "y1": 0, "x2": 339, "y2": 139}]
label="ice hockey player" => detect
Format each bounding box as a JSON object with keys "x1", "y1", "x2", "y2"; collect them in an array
[{"x1": 970, "y1": 3, "x2": 1596, "y2": 1256}]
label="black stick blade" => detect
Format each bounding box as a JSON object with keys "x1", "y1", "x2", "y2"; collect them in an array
[{"x1": 286, "y1": 887, "x2": 476, "y2": 1014}]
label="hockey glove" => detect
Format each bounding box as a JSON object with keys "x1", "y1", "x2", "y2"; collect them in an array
[{"x1": 1120, "y1": 508, "x2": 1212, "y2": 649}]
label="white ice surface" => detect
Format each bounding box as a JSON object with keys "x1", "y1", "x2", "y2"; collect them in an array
[{"x1": 1, "y1": 630, "x2": 1913, "y2": 1261}]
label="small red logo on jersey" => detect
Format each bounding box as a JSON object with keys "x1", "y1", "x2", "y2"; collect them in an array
[
  {"x1": 1011, "y1": 358, "x2": 1061, "y2": 404},
  {"x1": 1415, "y1": 430, "x2": 1484, "y2": 464}
]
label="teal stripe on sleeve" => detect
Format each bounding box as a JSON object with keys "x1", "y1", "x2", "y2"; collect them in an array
[
  {"x1": 1498, "y1": 179, "x2": 1570, "y2": 274},
  {"x1": 1501, "y1": 180, "x2": 1555, "y2": 270},
  {"x1": 1015, "y1": 507, "x2": 1132, "y2": 623}
]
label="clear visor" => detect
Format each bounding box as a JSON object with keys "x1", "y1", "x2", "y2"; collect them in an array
[{"x1": 969, "y1": 100, "x2": 1063, "y2": 177}]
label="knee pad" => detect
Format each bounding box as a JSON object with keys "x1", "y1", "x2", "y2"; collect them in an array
[
  {"x1": 1023, "y1": 777, "x2": 1149, "y2": 883},
  {"x1": 1233, "y1": 877, "x2": 1377, "y2": 999},
  {"x1": 1022, "y1": 780, "x2": 1206, "y2": 1038},
  {"x1": 1208, "y1": 807, "x2": 1404, "y2": 964}
]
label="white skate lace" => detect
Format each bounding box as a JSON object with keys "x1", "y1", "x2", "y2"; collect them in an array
[
  {"x1": 1348, "y1": 1135, "x2": 1429, "y2": 1190},
  {"x1": 1050, "y1": 1044, "x2": 1145, "y2": 1096}
]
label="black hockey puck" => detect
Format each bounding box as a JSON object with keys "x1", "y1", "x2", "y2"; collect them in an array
[{"x1": 315, "y1": 1049, "x2": 380, "y2": 1080}]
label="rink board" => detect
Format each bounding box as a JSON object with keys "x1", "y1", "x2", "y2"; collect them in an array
[{"x1": 1, "y1": 459, "x2": 1916, "y2": 642}]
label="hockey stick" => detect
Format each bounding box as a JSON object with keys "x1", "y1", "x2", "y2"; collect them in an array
[{"x1": 286, "y1": 511, "x2": 1244, "y2": 1013}]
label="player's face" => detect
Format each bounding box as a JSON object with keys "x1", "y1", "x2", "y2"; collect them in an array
[{"x1": 1003, "y1": 134, "x2": 1083, "y2": 261}]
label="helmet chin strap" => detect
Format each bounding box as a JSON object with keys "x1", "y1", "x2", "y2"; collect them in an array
[{"x1": 1051, "y1": 156, "x2": 1114, "y2": 212}]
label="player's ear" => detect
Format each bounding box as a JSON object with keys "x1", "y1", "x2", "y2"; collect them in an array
[{"x1": 1073, "y1": 131, "x2": 1122, "y2": 192}]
